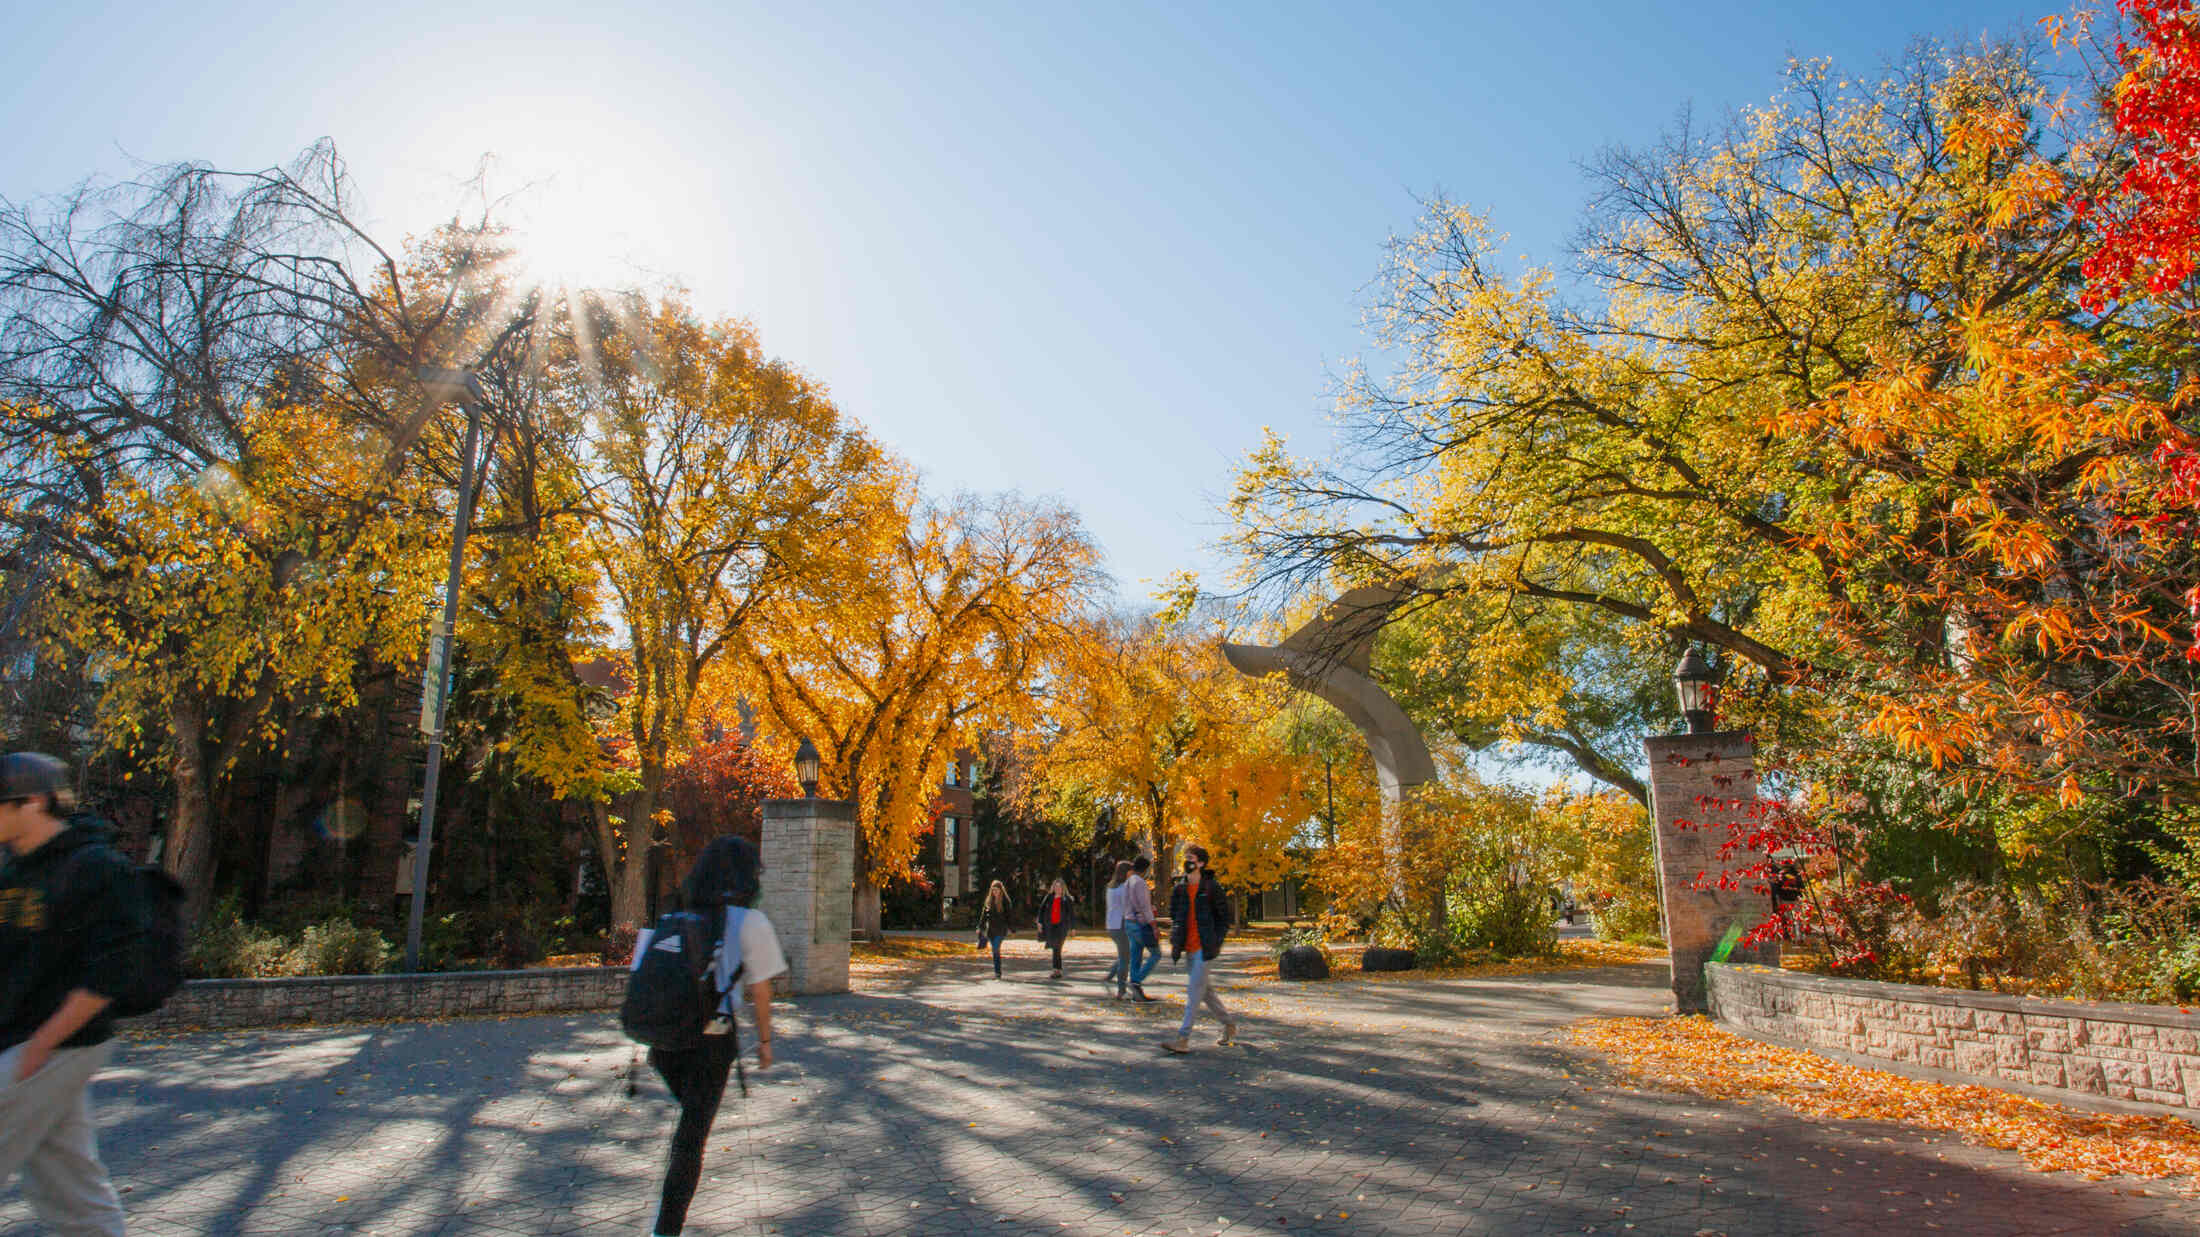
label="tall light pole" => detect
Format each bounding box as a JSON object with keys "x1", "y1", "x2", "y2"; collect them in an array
[{"x1": 404, "y1": 367, "x2": 489, "y2": 973}]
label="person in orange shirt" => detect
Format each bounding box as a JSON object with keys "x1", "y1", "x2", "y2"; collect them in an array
[{"x1": 1162, "y1": 846, "x2": 1236, "y2": 1053}]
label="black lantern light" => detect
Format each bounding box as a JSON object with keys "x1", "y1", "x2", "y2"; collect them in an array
[
  {"x1": 794, "y1": 738, "x2": 821, "y2": 798},
  {"x1": 1674, "y1": 647, "x2": 1716, "y2": 734}
]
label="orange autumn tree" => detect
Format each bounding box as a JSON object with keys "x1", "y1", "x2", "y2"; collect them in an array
[
  {"x1": 1020, "y1": 612, "x2": 1316, "y2": 901},
  {"x1": 1769, "y1": 40, "x2": 2200, "y2": 801},
  {"x1": 565, "y1": 294, "x2": 890, "y2": 929},
  {"x1": 737, "y1": 486, "x2": 1103, "y2": 939},
  {"x1": 1171, "y1": 698, "x2": 1312, "y2": 899}
]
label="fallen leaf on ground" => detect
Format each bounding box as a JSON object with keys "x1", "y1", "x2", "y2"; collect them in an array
[{"x1": 1571, "y1": 1015, "x2": 2200, "y2": 1191}]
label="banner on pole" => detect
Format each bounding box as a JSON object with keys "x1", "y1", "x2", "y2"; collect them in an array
[{"x1": 419, "y1": 631, "x2": 449, "y2": 734}]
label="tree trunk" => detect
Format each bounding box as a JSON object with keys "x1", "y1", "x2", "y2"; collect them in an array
[
  {"x1": 613, "y1": 841, "x2": 654, "y2": 930},
  {"x1": 603, "y1": 789, "x2": 659, "y2": 931},
  {"x1": 163, "y1": 698, "x2": 218, "y2": 928},
  {"x1": 851, "y1": 825, "x2": 883, "y2": 941},
  {"x1": 359, "y1": 673, "x2": 417, "y2": 918},
  {"x1": 852, "y1": 879, "x2": 883, "y2": 941}
]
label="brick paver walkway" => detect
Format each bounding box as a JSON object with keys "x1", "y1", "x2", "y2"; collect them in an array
[{"x1": 9, "y1": 937, "x2": 2198, "y2": 1235}]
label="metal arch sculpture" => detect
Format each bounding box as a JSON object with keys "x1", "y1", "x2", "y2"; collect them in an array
[{"x1": 1218, "y1": 582, "x2": 1437, "y2": 803}]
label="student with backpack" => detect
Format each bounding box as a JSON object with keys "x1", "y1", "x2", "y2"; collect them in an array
[
  {"x1": 0, "y1": 752, "x2": 149, "y2": 1237},
  {"x1": 625, "y1": 836, "x2": 787, "y2": 1237}
]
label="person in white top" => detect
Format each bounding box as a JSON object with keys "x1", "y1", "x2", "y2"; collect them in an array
[
  {"x1": 1121, "y1": 854, "x2": 1159, "y2": 1002},
  {"x1": 645, "y1": 837, "x2": 787, "y2": 1237},
  {"x1": 1101, "y1": 861, "x2": 1133, "y2": 999}
]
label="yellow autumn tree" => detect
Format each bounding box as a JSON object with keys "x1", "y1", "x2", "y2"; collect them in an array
[
  {"x1": 1537, "y1": 787, "x2": 1660, "y2": 942},
  {"x1": 559, "y1": 293, "x2": 892, "y2": 929},
  {"x1": 736, "y1": 486, "x2": 1103, "y2": 938},
  {"x1": 1021, "y1": 612, "x2": 1315, "y2": 900}
]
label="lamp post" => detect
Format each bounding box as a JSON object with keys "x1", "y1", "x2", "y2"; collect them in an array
[
  {"x1": 794, "y1": 738, "x2": 821, "y2": 799},
  {"x1": 1674, "y1": 646, "x2": 1717, "y2": 735},
  {"x1": 403, "y1": 367, "x2": 489, "y2": 974}
]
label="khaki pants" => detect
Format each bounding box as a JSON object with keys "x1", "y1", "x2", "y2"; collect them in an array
[{"x1": 0, "y1": 1040, "x2": 126, "y2": 1236}]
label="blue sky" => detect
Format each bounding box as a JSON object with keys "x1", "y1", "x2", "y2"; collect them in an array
[{"x1": 3, "y1": 0, "x2": 2060, "y2": 602}]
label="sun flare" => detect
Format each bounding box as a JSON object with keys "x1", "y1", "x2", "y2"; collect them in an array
[{"x1": 508, "y1": 169, "x2": 655, "y2": 294}]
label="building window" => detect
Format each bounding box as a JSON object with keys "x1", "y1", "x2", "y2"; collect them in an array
[
  {"x1": 943, "y1": 815, "x2": 960, "y2": 864},
  {"x1": 945, "y1": 762, "x2": 960, "y2": 787}
]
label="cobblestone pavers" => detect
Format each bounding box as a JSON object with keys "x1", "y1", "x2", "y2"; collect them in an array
[{"x1": 9, "y1": 939, "x2": 2199, "y2": 1235}]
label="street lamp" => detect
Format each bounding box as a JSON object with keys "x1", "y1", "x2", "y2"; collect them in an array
[
  {"x1": 403, "y1": 366, "x2": 489, "y2": 973},
  {"x1": 1674, "y1": 646, "x2": 1717, "y2": 735},
  {"x1": 794, "y1": 738, "x2": 820, "y2": 799}
]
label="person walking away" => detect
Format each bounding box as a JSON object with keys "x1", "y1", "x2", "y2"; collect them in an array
[
  {"x1": 1037, "y1": 879, "x2": 1075, "y2": 979},
  {"x1": 976, "y1": 881, "x2": 1012, "y2": 978},
  {"x1": 1101, "y1": 861, "x2": 1133, "y2": 998},
  {"x1": 1123, "y1": 854, "x2": 1160, "y2": 1002},
  {"x1": 1163, "y1": 845, "x2": 1236, "y2": 1053},
  {"x1": 644, "y1": 836, "x2": 787, "y2": 1237},
  {"x1": 0, "y1": 752, "x2": 146, "y2": 1237}
]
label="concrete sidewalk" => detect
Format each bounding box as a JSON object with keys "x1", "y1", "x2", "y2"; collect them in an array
[{"x1": 8, "y1": 940, "x2": 2195, "y2": 1235}]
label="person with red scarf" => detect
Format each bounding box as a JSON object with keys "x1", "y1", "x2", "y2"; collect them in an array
[{"x1": 1036, "y1": 878, "x2": 1076, "y2": 979}]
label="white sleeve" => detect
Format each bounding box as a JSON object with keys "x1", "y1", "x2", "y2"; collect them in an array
[{"x1": 738, "y1": 909, "x2": 789, "y2": 986}]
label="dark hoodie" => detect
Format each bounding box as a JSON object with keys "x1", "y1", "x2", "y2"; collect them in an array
[{"x1": 0, "y1": 816, "x2": 147, "y2": 1051}]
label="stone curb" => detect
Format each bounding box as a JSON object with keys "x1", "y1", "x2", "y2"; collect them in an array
[
  {"x1": 134, "y1": 966, "x2": 627, "y2": 1031},
  {"x1": 1710, "y1": 962, "x2": 2200, "y2": 1116}
]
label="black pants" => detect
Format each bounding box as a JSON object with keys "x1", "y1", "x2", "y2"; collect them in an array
[
  {"x1": 1045, "y1": 937, "x2": 1065, "y2": 971},
  {"x1": 649, "y1": 1035, "x2": 738, "y2": 1234}
]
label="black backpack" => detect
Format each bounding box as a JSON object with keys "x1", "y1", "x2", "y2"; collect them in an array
[
  {"x1": 115, "y1": 864, "x2": 187, "y2": 1017},
  {"x1": 621, "y1": 909, "x2": 737, "y2": 1052},
  {"x1": 64, "y1": 845, "x2": 186, "y2": 1018}
]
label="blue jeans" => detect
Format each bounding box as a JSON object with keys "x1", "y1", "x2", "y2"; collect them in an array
[
  {"x1": 1104, "y1": 927, "x2": 1133, "y2": 991},
  {"x1": 1178, "y1": 949, "x2": 1229, "y2": 1037},
  {"x1": 987, "y1": 934, "x2": 1004, "y2": 975},
  {"x1": 1128, "y1": 923, "x2": 1159, "y2": 986}
]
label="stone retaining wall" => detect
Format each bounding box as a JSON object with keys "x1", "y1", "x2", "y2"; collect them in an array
[
  {"x1": 1707, "y1": 962, "x2": 2200, "y2": 1114},
  {"x1": 137, "y1": 966, "x2": 627, "y2": 1031}
]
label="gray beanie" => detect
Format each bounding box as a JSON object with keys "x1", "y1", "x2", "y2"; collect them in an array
[{"x1": 0, "y1": 752, "x2": 69, "y2": 806}]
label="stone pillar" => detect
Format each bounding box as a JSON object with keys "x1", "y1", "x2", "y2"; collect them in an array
[
  {"x1": 1642, "y1": 730, "x2": 1779, "y2": 1014},
  {"x1": 759, "y1": 797, "x2": 855, "y2": 995}
]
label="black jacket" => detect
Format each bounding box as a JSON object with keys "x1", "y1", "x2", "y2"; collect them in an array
[
  {"x1": 1168, "y1": 873, "x2": 1232, "y2": 961},
  {"x1": 0, "y1": 819, "x2": 148, "y2": 1051},
  {"x1": 1037, "y1": 893, "x2": 1075, "y2": 944},
  {"x1": 977, "y1": 901, "x2": 1011, "y2": 941}
]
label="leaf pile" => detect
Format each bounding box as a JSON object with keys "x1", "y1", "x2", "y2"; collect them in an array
[
  {"x1": 1572, "y1": 1015, "x2": 2200, "y2": 1189},
  {"x1": 851, "y1": 936, "x2": 987, "y2": 978}
]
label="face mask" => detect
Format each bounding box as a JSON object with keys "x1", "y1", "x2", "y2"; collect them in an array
[{"x1": 1183, "y1": 861, "x2": 1197, "y2": 874}]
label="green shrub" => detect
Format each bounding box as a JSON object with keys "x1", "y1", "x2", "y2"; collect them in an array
[
  {"x1": 1443, "y1": 883, "x2": 1559, "y2": 959},
  {"x1": 1589, "y1": 896, "x2": 1663, "y2": 946},
  {"x1": 187, "y1": 898, "x2": 297, "y2": 978},
  {"x1": 289, "y1": 919, "x2": 393, "y2": 976},
  {"x1": 1819, "y1": 878, "x2": 2200, "y2": 1004},
  {"x1": 418, "y1": 910, "x2": 493, "y2": 972}
]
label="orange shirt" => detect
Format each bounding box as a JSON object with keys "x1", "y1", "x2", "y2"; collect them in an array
[{"x1": 1184, "y1": 875, "x2": 1202, "y2": 954}]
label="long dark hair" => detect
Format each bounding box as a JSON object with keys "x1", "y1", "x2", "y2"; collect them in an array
[{"x1": 681, "y1": 836, "x2": 762, "y2": 911}]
